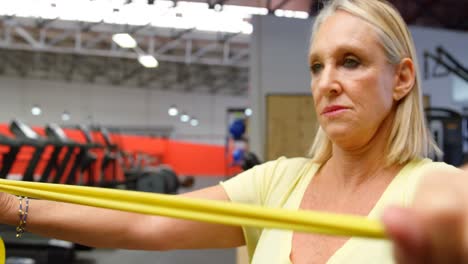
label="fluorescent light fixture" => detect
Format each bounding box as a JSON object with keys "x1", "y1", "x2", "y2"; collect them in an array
[
  {"x1": 180, "y1": 113, "x2": 190, "y2": 122},
  {"x1": 31, "y1": 105, "x2": 42, "y2": 116},
  {"x1": 138, "y1": 55, "x2": 159, "y2": 68},
  {"x1": 283, "y1": 10, "x2": 295, "y2": 18},
  {"x1": 274, "y1": 9, "x2": 308, "y2": 19},
  {"x1": 61, "y1": 111, "x2": 71, "y2": 121},
  {"x1": 190, "y1": 118, "x2": 199, "y2": 126},
  {"x1": 244, "y1": 108, "x2": 252, "y2": 116},
  {"x1": 112, "y1": 33, "x2": 137, "y2": 48},
  {"x1": 274, "y1": 9, "x2": 284, "y2": 17},
  {"x1": 168, "y1": 105, "x2": 179, "y2": 116},
  {"x1": 294, "y1": 11, "x2": 309, "y2": 19},
  {"x1": 0, "y1": 1, "x2": 306, "y2": 35}
]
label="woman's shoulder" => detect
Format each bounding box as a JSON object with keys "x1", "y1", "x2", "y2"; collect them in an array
[
  {"x1": 400, "y1": 158, "x2": 462, "y2": 186},
  {"x1": 405, "y1": 158, "x2": 462, "y2": 174},
  {"x1": 256, "y1": 156, "x2": 318, "y2": 179},
  {"x1": 257, "y1": 156, "x2": 318, "y2": 197},
  {"x1": 398, "y1": 158, "x2": 463, "y2": 204},
  {"x1": 263, "y1": 156, "x2": 315, "y2": 168},
  {"x1": 220, "y1": 156, "x2": 317, "y2": 207}
]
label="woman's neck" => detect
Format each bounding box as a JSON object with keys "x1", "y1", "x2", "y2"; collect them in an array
[
  {"x1": 328, "y1": 143, "x2": 390, "y2": 187},
  {"x1": 325, "y1": 112, "x2": 400, "y2": 187}
]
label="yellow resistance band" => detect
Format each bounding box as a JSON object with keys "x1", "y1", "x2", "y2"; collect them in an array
[{"x1": 0, "y1": 179, "x2": 387, "y2": 263}]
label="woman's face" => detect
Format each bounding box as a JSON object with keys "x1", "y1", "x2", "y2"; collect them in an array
[{"x1": 310, "y1": 11, "x2": 397, "y2": 149}]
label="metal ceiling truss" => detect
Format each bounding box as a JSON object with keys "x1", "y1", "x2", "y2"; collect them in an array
[
  {"x1": 0, "y1": 16, "x2": 249, "y2": 67},
  {"x1": 0, "y1": 16, "x2": 249, "y2": 95},
  {"x1": 0, "y1": 49, "x2": 248, "y2": 96}
]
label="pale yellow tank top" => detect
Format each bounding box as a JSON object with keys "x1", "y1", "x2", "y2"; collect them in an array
[{"x1": 220, "y1": 157, "x2": 457, "y2": 264}]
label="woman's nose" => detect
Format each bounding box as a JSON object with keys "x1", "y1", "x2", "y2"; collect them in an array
[{"x1": 314, "y1": 65, "x2": 342, "y2": 96}]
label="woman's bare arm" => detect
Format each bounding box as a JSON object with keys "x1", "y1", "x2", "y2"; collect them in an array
[{"x1": 0, "y1": 185, "x2": 245, "y2": 250}]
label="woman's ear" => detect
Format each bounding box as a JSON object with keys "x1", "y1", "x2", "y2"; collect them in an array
[{"x1": 393, "y1": 58, "x2": 415, "y2": 101}]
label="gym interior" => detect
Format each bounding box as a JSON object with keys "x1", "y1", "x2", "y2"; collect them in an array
[{"x1": 0, "y1": 0, "x2": 467, "y2": 263}]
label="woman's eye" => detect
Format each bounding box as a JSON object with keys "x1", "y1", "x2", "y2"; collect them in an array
[
  {"x1": 343, "y1": 58, "x2": 360, "y2": 68},
  {"x1": 310, "y1": 63, "x2": 323, "y2": 74}
]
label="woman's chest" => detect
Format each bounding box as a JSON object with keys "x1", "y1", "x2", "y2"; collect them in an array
[
  {"x1": 290, "y1": 233, "x2": 350, "y2": 264},
  {"x1": 251, "y1": 226, "x2": 394, "y2": 264},
  {"x1": 288, "y1": 176, "x2": 391, "y2": 263},
  {"x1": 289, "y1": 196, "x2": 374, "y2": 264}
]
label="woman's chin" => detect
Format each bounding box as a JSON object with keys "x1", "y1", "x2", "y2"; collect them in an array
[
  {"x1": 325, "y1": 128, "x2": 364, "y2": 144},
  {"x1": 323, "y1": 126, "x2": 353, "y2": 139}
]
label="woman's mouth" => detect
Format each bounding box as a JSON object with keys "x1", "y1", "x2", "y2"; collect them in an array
[{"x1": 321, "y1": 105, "x2": 349, "y2": 116}]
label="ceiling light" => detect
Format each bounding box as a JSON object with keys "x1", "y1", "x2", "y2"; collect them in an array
[
  {"x1": 180, "y1": 113, "x2": 190, "y2": 122},
  {"x1": 168, "y1": 105, "x2": 179, "y2": 116},
  {"x1": 112, "y1": 33, "x2": 137, "y2": 48},
  {"x1": 214, "y1": 4, "x2": 223, "y2": 12},
  {"x1": 0, "y1": 1, "x2": 307, "y2": 35},
  {"x1": 138, "y1": 54, "x2": 159, "y2": 68},
  {"x1": 294, "y1": 11, "x2": 309, "y2": 19},
  {"x1": 0, "y1": 1, "x2": 273, "y2": 35},
  {"x1": 31, "y1": 105, "x2": 42, "y2": 116},
  {"x1": 283, "y1": 10, "x2": 294, "y2": 18},
  {"x1": 61, "y1": 111, "x2": 71, "y2": 121},
  {"x1": 190, "y1": 118, "x2": 199, "y2": 126},
  {"x1": 274, "y1": 9, "x2": 284, "y2": 17}
]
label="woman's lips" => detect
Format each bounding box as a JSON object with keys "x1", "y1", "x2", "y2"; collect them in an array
[{"x1": 321, "y1": 105, "x2": 349, "y2": 116}]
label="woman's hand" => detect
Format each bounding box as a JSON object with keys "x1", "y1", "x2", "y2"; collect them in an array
[{"x1": 383, "y1": 167, "x2": 468, "y2": 263}]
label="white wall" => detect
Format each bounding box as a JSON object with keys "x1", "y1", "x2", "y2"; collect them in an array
[
  {"x1": 411, "y1": 26, "x2": 468, "y2": 112},
  {"x1": 0, "y1": 76, "x2": 248, "y2": 144},
  {"x1": 249, "y1": 15, "x2": 468, "y2": 160},
  {"x1": 249, "y1": 15, "x2": 313, "y2": 160}
]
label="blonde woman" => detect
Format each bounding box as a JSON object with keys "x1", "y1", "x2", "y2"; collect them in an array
[{"x1": 1, "y1": 0, "x2": 467, "y2": 263}]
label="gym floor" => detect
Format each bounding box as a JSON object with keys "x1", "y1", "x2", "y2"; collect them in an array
[{"x1": 75, "y1": 248, "x2": 235, "y2": 264}]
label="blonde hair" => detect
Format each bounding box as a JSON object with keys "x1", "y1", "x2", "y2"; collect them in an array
[{"x1": 308, "y1": 0, "x2": 440, "y2": 165}]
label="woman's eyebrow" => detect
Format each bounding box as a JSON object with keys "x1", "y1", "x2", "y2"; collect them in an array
[
  {"x1": 309, "y1": 43, "x2": 365, "y2": 63},
  {"x1": 309, "y1": 52, "x2": 319, "y2": 64}
]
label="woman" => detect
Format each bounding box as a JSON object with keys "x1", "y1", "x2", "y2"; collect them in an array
[{"x1": 1, "y1": 0, "x2": 467, "y2": 263}]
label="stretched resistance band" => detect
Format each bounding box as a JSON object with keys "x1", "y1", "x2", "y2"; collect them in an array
[{"x1": 0, "y1": 179, "x2": 387, "y2": 263}]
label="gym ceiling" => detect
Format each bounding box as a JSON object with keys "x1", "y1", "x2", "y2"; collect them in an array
[
  {"x1": 0, "y1": 0, "x2": 466, "y2": 96},
  {"x1": 214, "y1": 0, "x2": 468, "y2": 31}
]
